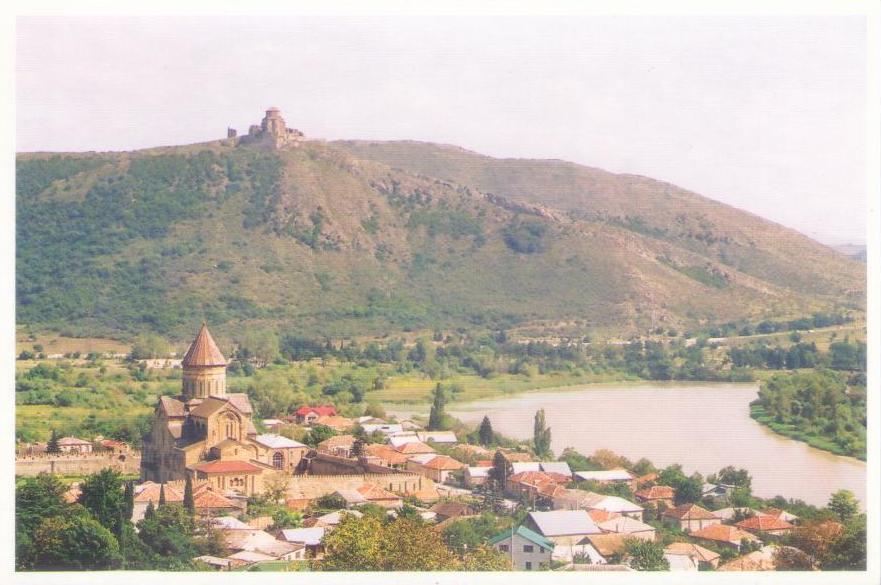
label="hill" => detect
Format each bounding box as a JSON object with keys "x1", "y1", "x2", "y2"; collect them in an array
[{"x1": 16, "y1": 135, "x2": 864, "y2": 344}]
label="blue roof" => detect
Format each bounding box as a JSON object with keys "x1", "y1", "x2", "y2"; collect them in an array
[{"x1": 489, "y1": 525, "x2": 555, "y2": 551}]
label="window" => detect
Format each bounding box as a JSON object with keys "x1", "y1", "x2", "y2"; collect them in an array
[
  {"x1": 539, "y1": 547, "x2": 545, "y2": 553},
  {"x1": 499, "y1": 545, "x2": 509, "y2": 552},
  {"x1": 273, "y1": 452, "x2": 284, "y2": 469},
  {"x1": 525, "y1": 562, "x2": 532, "y2": 570},
  {"x1": 523, "y1": 545, "x2": 534, "y2": 553}
]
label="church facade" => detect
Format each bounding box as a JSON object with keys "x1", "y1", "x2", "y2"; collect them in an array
[{"x1": 140, "y1": 324, "x2": 307, "y2": 496}]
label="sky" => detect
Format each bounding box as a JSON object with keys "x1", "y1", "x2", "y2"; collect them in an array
[{"x1": 15, "y1": 14, "x2": 868, "y2": 246}]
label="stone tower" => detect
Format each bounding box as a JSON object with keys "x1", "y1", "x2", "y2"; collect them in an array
[
  {"x1": 261, "y1": 107, "x2": 287, "y2": 136},
  {"x1": 181, "y1": 323, "x2": 228, "y2": 399}
]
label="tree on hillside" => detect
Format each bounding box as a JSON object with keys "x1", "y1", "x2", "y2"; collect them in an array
[
  {"x1": 533, "y1": 409, "x2": 552, "y2": 458},
  {"x1": 130, "y1": 333, "x2": 170, "y2": 360},
  {"x1": 673, "y1": 473, "x2": 704, "y2": 506},
  {"x1": 144, "y1": 501, "x2": 156, "y2": 521},
  {"x1": 827, "y1": 490, "x2": 859, "y2": 523},
  {"x1": 78, "y1": 469, "x2": 127, "y2": 535},
  {"x1": 158, "y1": 484, "x2": 166, "y2": 507},
  {"x1": 478, "y1": 416, "x2": 494, "y2": 446},
  {"x1": 15, "y1": 473, "x2": 69, "y2": 568},
  {"x1": 46, "y1": 429, "x2": 60, "y2": 454},
  {"x1": 305, "y1": 424, "x2": 337, "y2": 447},
  {"x1": 428, "y1": 383, "x2": 447, "y2": 431}
]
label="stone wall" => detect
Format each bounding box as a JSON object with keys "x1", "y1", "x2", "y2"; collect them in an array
[{"x1": 16, "y1": 451, "x2": 142, "y2": 476}]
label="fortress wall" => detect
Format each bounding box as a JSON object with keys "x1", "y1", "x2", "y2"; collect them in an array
[{"x1": 16, "y1": 452, "x2": 142, "y2": 476}]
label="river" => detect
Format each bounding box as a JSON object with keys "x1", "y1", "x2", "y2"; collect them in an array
[{"x1": 398, "y1": 382, "x2": 866, "y2": 507}]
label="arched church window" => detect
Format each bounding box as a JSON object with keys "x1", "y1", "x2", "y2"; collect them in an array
[{"x1": 273, "y1": 452, "x2": 284, "y2": 469}]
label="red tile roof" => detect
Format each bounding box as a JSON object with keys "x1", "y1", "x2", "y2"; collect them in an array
[
  {"x1": 193, "y1": 488, "x2": 238, "y2": 509},
  {"x1": 663, "y1": 503, "x2": 717, "y2": 520},
  {"x1": 135, "y1": 482, "x2": 184, "y2": 503},
  {"x1": 422, "y1": 455, "x2": 465, "y2": 470},
  {"x1": 356, "y1": 483, "x2": 400, "y2": 501},
  {"x1": 634, "y1": 485, "x2": 675, "y2": 500},
  {"x1": 193, "y1": 460, "x2": 263, "y2": 474},
  {"x1": 587, "y1": 509, "x2": 622, "y2": 523},
  {"x1": 691, "y1": 524, "x2": 758, "y2": 545},
  {"x1": 395, "y1": 441, "x2": 436, "y2": 454},
  {"x1": 735, "y1": 515, "x2": 794, "y2": 532},
  {"x1": 182, "y1": 323, "x2": 227, "y2": 367},
  {"x1": 295, "y1": 405, "x2": 337, "y2": 417}
]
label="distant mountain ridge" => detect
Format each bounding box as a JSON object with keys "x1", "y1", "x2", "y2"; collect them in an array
[{"x1": 15, "y1": 134, "x2": 865, "y2": 342}]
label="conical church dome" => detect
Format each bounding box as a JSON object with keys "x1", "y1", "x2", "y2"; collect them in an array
[{"x1": 181, "y1": 323, "x2": 227, "y2": 367}]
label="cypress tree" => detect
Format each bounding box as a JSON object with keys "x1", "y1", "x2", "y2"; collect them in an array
[
  {"x1": 533, "y1": 409, "x2": 552, "y2": 458},
  {"x1": 123, "y1": 481, "x2": 134, "y2": 520},
  {"x1": 478, "y1": 416, "x2": 494, "y2": 446},
  {"x1": 158, "y1": 483, "x2": 166, "y2": 507},
  {"x1": 427, "y1": 383, "x2": 447, "y2": 431},
  {"x1": 46, "y1": 429, "x2": 60, "y2": 454},
  {"x1": 144, "y1": 500, "x2": 156, "y2": 520},
  {"x1": 183, "y1": 475, "x2": 195, "y2": 515}
]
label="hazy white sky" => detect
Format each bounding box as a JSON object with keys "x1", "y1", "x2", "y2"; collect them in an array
[{"x1": 16, "y1": 14, "x2": 867, "y2": 245}]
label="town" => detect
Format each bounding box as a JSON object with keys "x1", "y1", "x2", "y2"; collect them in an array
[{"x1": 14, "y1": 323, "x2": 865, "y2": 572}]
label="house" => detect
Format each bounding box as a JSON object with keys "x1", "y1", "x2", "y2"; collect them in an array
[
  {"x1": 735, "y1": 515, "x2": 794, "y2": 536},
  {"x1": 551, "y1": 489, "x2": 644, "y2": 520},
  {"x1": 551, "y1": 541, "x2": 607, "y2": 565},
  {"x1": 538, "y1": 461, "x2": 573, "y2": 477},
  {"x1": 192, "y1": 486, "x2": 240, "y2": 516},
  {"x1": 315, "y1": 415, "x2": 354, "y2": 432},
  {"x1": 634, "y1": 485, "x2": 675, "y2": 508},
  {"x1": 362, "y1": 443, "x2": 409, "y2": 469},
  {"x1": 414, "y1": 455, "x2": 465, "y2": 483},
  {"x1": 489, "y1": 525, "x2": 552, "y2": 571},
  {"x1": 662, "y1": 503, "x2": 721, "y2": 533},
  {"x1": 701, "y1": 482, "x2": 736, "y2": 505},
  {"x1": 260, "y1": 419, "x2": 285, "y2": 433},
  {"x1": 759, "y1": 507, "x2": 800, "y2": 524},
  {"x1": 356, "y1": 483, "x2": 403, "y2": 509},
  {"x1": 192, "y1": 460, "x2": 267, "y2": 496},
  {"x1": 587, "y1": 509, "x2": 621, "y2": 523},
  {"x1": 294, "y1": 405, "x2": 337, "y2": 425},
  {"x1": 279, "y1": 527, "x2": 327, "y2": 558},
  {"x1": 317, "y1": 435, "x2": 357, "y2": 458},
  {"x1": 717, "y1": 545, "x2": 797, "y2": 571},
  {"x1": 464, "y1": 466, "x2": 492, "y2": 487},
  {"x1": 193, "y1": 555, "x2": 236, "y2": 570},
  {"x1": 507, "y1": 471, "x2": 566, "y2": 500},
  {"x1": 711, "y1": 507, "x2": 763, "y2": 522},
  {"x1": 221, "y1": 528, "x2": 304, "y2": 560},
  {"x1": 510, "y1": 462, "x2": 542, "y2": 475},
  {"x1": 597, "y1": 516, "x2": 656, "y2": 541},
  {"x1": 429, "y1": 500, "x2": 478, "y2": 522},
  {"x1": 398, "y1": 419, "x2": 423, "y2": 431},
  {"x1": 251, "y1": 434, "x2": 308, "y2": 472},
  {"x1": 663, "y1": 542, "x2": 721, "y2": 570},
  {"x1": 584, "y1": 534, "x2": 628, "y2": 563},
  {"x1": 393, "y1": 440, "x2": 436, "y2": 455},
  {"x1": 57, "y1": 436, "x2": 93, "y2": 454},
  {"x1": 304, "y1": 509, "x2": 363, "y2": 528},
  {"x1": 574, "y1": 469, "x2": 635, "y2": 490},
  {"x1": 523, "y1": 510, "x2": 602, "y2": 546},
  {"x1": 415, "y1": 431, "x2": 458, "y2": 444},
  {"x1": 132, "y1": 481, "x2": 184, "y2": 522},
  {"x1": 361, "y1": 423, "x2": 403, "y2": 436},
  {"x1": 98, "y1": 439, "x2": 130, "y2": 454},
  {"x1": 690, "y1": 524, "x2": 761, "y2": 551},
  {"x1": 211, "y1": 516, "x2": 250, "y2": 530}
]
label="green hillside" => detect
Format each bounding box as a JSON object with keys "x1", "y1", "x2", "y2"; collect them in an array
[{"x1": 16, "y1": 138, "x2": 864, "y2": 344}]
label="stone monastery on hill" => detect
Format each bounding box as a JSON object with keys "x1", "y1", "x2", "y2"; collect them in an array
[{"x1": 140, "y1": 324, "x2": 307, "y2": 495}]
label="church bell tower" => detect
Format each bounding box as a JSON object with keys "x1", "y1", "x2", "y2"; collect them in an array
[{"x1": 181, "y1": 323, "x2": 228, "y2": 400}]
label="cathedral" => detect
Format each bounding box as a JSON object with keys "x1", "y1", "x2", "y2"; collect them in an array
[{"x1": 140, "y1": 323, "x2": 307, "y2": 496}]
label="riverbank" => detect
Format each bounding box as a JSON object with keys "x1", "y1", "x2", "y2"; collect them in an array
[{"x1": 749, "y1": 403, "x2": 865, "y2": 462}]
